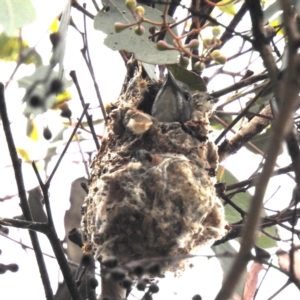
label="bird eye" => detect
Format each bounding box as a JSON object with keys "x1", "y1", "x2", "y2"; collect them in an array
[{"x1": 183, "y1": 90, "x2": 191, "y2": 103}]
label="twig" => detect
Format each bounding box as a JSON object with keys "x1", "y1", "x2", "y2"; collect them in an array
[
  {"x1": 266, "y1": 280, "x2": 292, "y2": 300},
  {"x1": 216, "y1": 6, "x2": 300, "y2": 283},
  {"x1": 71, "y1": 0, "x2": 94, "y2": 19},
  {"x1": 46, "y1": 103, "x2": 89, "y2": 185},
  {"x1": 210, "y1": 73, "x2": 269, "y2": 98},
  {"x1": 0, "y1": 218, "x2": 48, "y2": 233},
  {"x1": 217, "y1": 104, "x2": 273, "y2": 162},
  {"x1": 213, "y1": 111, "x2": 271, "y2": 160},
  {"x1": 215, "y1": 81, "x2": 270, "y2": 144},
  {"x1": 253, "y1": 261, "x2": 272, "y2": 300},
  {"x1": 0, "y1": 83, "x2": 54, "y2": 300},
  {"x1": 214, "y1": 207, "x2": 300, "y2": 245},
  {"x1": 0, "y1": 232, "x2": 79, "y2": 267},
  {"x1": 32, "y1": 167, "x2": 83, "y2": 300},
  {"x1": 91, "y1": 0, "x2": 100, "y2": 12},
  {"x1": 226, "y1": 164, "x2": 293, "y2": 191},
  {"x1": 221, "y1": 195, "x2": 246, "y2": 217},
  {"x1": 80, "y1": 4, "x2": 108, "y2": 124},
  {"x1": 69, "y1": 70, "x2": 100, "y2": 150}
]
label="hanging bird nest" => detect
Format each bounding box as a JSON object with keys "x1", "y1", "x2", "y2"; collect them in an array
[{"x1": 81, "y1": 64, "x2": 227, "y2": 272}]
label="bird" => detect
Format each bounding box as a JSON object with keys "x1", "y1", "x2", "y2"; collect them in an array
[{"x1": 151, "y1": 71, "x2": 192, "y2": 123}]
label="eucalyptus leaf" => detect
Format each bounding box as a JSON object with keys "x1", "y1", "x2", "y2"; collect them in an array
[
  {"x1": 221, "y1": 169, "x2": 277, "y2": 248},
  {"x1": 94, "y1": 0, "x2": 179, "y2": 64},
  {"x1": 167, "y1": 64, "x2": 207, "y2": 91},
  {"x1": 142, "y1": 62, "x2": 157, "y2": 80},
  {"x1": 221, "y1": 169, "x2": 250, "y2": 224},
  {"x1": 216, "y1": 0, "x2": 236, "y2": 16},
  {"x1": 0, "y1": 0, "x2": 36, "y2": 35}
]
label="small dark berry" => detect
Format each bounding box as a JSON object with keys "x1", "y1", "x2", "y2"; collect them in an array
[
  {"x1": 68, "y1": 228, "x2": 84, "y2": 248},
  {"x1": 43, "y1": 126, "x2": 52, "y2": 140},
  {"x1": 49, "y1": 32, "x2": 60, "y2": 48},
  {"x1": 60, "y1": 106, "x2": 72, "y2": 118},
  {"x1": 7, "y1": 264, "x2": 19, "y2": 272},
  {"x1": 88, "y1": 277, "x2": 98, "y2": 289},
  {"x1": 81, "y1": 254, "x2": 93, "y2": 267},
  {"x1": 50, "y1": 79, "x2": 63, "y2": 94},
  {"x1": 136, "y1": 279, "x2": 146, "y2": 291},
  {"x1": 110, "y1": 268, "x2": 126, "y2": 282},
  {"x1": 121, "y1": 277, "x2": 132, "y2": 289},
  {"x1": 0, "y1": 264, "x2": 7, "y2": 274},
  {"x1": 149, "y1": 283, "x2": 159, "y2": 294},
  {"x1": 192, "y1": 294, "x2": 202, "y2": 300},
  {"x1": 133, "y1": 265, "x2": 144, "y2": 276},
  {"x1": 102, "y1": 257, "x2": 118, "y2": 269},
  {"x1": 29, "y1": 95, "x2": 43, "y2": 107}
]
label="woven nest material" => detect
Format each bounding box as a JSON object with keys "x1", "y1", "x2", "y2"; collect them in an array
[{"x1": 81, "y1": 69, "x2": 226, "y2": 272}]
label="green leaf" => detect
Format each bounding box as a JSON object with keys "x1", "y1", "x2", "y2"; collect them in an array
[
  {"x1": 94, "y1": 0, "x2": 179, "y2": 65},
  {"x1": 217, "y1": 0, "x2": 236, "y2": 16},
  {"x1": 256, "y1": 226, "x2": 277, "y2": 248},
  {"x1": 221, "y1": 169, "x2": 250, "y2": 223},
  {"x1": 0, "y1": 32, "x2": 42, "y2": 65},
  {"x1": 0, "y1": 0, "x2": 36, "y2": 35},
  {"x1": 167, "y1": 64, "x2": 207, "y2": 91},
  {"x1": 221, "y1": 169, "x2": 277, "y2": 248}
]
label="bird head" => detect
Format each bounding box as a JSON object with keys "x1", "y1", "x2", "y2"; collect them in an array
[{"x1": 151, "y1": 71, "x2": 192, "y2": 123}]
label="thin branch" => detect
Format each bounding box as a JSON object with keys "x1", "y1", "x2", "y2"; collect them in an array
[
  {"x1": 71, "y1": 0, "x2": 95, "y2": 19},
  {"x1": 210, "y1": 73, "x2": 269, "y2": 98},
  {"x1": 0, "y1": 83, "x2": 54, "y2": 300},
  {"x1": 218, "y1": 103, "x2": 273, "y2": 162},
  {"x1": 91, "y1": 0, "x2": 100, "y2": 12},
  {"x1": 226, "y1": 164, "x2": 293, "y2": 191},
  {"x1": 0, "y1": 232, "x2": 79, "y2": 267},
  {"x1": 215, "y1": 110, "x2": 273, "y2": 120},
  {"x1": 216, "y1": 2, "x2": 300, "y2": 283},
  {"x1": 80, "y1": 5, "x2": 108, "y2": 125},
  {"x1": 46, "y1": 103, "x2": 89, "y2": 185},
  {"x1": 215, "y1": 81, "x2": 270, "y2": 144},
  {"x1": 266, "y1": 280, "x2": 292, "y2": 300},
  {"x1": 32, "y1": 162, "x2": 55, "y2": 226},
  {"x1": 0, "y1": 218, "x2": 48, "y2": 233},
  {"x1": 214, "y1": 207, "x2": 300, "y2": 245},
  {"x1": 33, "y1": 167, "x2": 83, "y2": 300},
  {"x1": 253, "y1": 262, "x2": 272, "y2": 300},
  {"x1": 69, "y1": 70, "x2": 100, "y2": 150},
  {"x1": 221, "y1": 195, "x2": 246, "y2": 217}
]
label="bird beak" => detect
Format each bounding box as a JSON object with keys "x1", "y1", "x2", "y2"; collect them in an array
[{"x1": 151, "y1": 71, "x2": 192, "y2": 123}]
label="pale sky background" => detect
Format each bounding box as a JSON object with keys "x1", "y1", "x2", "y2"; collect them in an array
[{"x1": 0, "y1": 0, "x2": 299, "y2": 299}]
